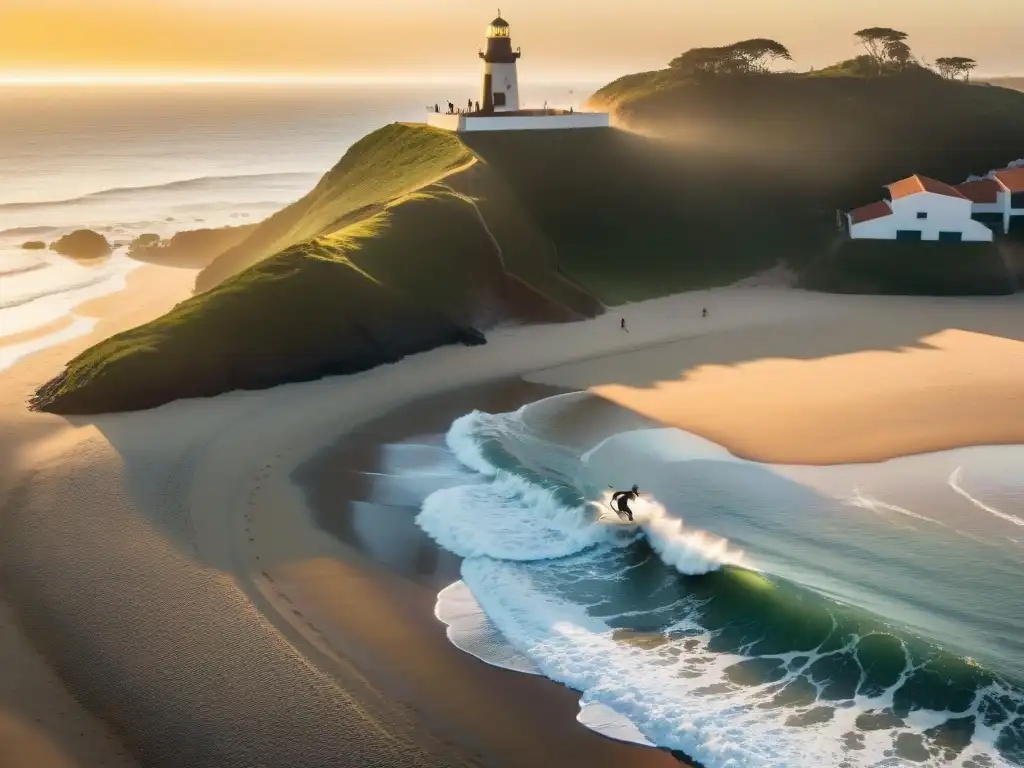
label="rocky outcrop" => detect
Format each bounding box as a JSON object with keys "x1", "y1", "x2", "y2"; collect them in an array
[
  {"x1": 51, "y1": 230, "x2": 112, "y2": 260},
  {"x1": 128, "y1": 225, "x2": 256, "y2": 269},
  {"x1": 21, "y1": 240, "x2": 46, "y2": 250}
]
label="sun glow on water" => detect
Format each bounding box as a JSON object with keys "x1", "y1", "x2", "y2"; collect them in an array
[{"x1": 0, "y1": 72, "x2": 475, "y2": 87}]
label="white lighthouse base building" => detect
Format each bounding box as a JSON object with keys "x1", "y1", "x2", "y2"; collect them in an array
[{"x1": 426, "y1": 110, "x2": 611, "y2": 133}]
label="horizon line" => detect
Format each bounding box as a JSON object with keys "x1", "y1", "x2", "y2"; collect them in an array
[
  {"x1": 0, "y1": 72, "x2": 612, "y2": 87},
  {"x1": 1, "y1": 70, "x2": 1019, "y2": 88}
]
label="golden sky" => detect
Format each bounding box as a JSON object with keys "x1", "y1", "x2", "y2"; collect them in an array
[{"x1": 1, "y1": 0, "x2": 1021, "y2": 82}]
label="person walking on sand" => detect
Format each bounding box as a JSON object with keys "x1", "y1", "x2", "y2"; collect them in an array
[
  {"x1": 702, "y1": 307, "x2": 708, "y2": 318},
  {"x1": 620, "y1": 317, "x2": 628, "y2": 332}
]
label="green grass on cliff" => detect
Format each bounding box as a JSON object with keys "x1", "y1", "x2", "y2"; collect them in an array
[
  {"x1": 30, "y1": 190, "x2": 494, "y2": 414},
  {"x1": 196, "y1": 123, "x2": 475, "y2": 291}
]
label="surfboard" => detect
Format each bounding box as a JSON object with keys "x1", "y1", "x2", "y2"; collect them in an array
[{"x1": 597, "y1": 508, "x2": 640, "y2": 526}]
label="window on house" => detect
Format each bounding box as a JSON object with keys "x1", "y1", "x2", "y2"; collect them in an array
[
  {"x1": 895, "y1": 230, "x2": 923, "y2": 241},
  {"x1": 916, "y1": 212, "x2": 928, "y2": 219}
]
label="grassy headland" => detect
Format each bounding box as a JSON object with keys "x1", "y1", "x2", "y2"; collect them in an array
[
  {"x1": 195, "y1": 124, "x2": 477, "y2": 292},
  {"x1": 589, "y1": 65, "x2": 1024, "y2": 213},
  {"x1": 32, "y1": 51, "x2": 1024, "y2": 413}
]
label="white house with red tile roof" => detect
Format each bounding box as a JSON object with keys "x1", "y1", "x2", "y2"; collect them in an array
[
  {"x1": 991, "y1": 167, "x2": 1024, "y2": 233},
  {"x1": 954, "y1": 178, "x2": 1003, "y2": 216},
  {"x1": 954, "y1": 164, "x2": 1024, "y2": 234},
  {"x1": 846, "y1": 174, "x2": 993, "y2": 242}
]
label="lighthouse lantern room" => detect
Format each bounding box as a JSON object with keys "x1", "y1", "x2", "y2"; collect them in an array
[{"x1": 479, "y1": 12, "x2": 521, "y2": 113}]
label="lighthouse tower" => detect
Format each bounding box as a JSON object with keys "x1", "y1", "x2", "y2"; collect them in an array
[{"x1": 479, "y1": 13, "x2": 521, "y2": 113}]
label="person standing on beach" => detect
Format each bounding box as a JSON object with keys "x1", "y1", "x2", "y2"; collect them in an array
[
  {"x1": 621, "y1": 317, "x2": 628, "y2": 332},
  {"x1": 702, "y1": 307, "x2": 708, "y2": 318}
]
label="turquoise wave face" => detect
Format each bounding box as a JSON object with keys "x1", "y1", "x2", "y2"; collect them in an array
[{"x1": 417, "y1": 397, "x2": 1024, "y2": 767}]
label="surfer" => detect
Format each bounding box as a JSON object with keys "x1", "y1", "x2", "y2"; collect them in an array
[{"x1": 610, "y1": 484, "x2": 639, "y2": 522}]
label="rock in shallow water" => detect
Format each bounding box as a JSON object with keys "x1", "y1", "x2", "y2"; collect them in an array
[{"x1": 51, "y1": 229, "x2": 112, "y2": 260}]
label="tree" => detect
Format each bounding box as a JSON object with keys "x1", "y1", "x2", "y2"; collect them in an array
[
  {"x1": 854, "y1": 27, "x2": 909, "y2": 73},
  {"x1": 669, "y1": 39, "x2": 792, "y2": 76},
  {"x1": 669, "y1": 46, "x2": 734, "y2": 75},
  {"x1": 884, "y1": 39, "x2": 913, "y2": 70},
  {"x1": 730, "y1": 39, "x2": 793, "y2": 73},
  {"x1": 935, "y1": 56, "x2": 977, "y2": 81}
]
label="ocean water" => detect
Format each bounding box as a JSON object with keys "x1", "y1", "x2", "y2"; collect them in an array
[
  {"x1": 0, "y1": 82, "x2": 593, "y2": 366},
  {"x1": 404, "y1": 391, "x2": 1024, "y2": 767}
]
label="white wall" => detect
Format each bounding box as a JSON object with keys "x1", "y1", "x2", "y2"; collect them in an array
[
  {"x1": 426, "y1": 113, "x2": 464, "y2": 131},
  {"x1": 969, "y1": 194, "x2": 1004, "y2": 216},
  {"x1": 483, "y1": 62, "x2": 520, "y2": 112},
  {"x1": 461, "y1": 113, "x2": 611, "y2": 132},
  {"x1": 851, "y1": 191, "x2": 993, "y2": 242}
]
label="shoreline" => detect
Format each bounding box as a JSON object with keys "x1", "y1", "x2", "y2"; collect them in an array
[{"x1": 2, "y1": 283, "x2": 1022, "y2": 766}]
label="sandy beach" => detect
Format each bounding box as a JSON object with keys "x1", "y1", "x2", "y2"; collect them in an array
[{"x1": 1, "y1": 275, "x2": 1022, "y2": 766}]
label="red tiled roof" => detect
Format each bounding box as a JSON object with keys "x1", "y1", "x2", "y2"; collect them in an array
[
  {"x1": 993, "y1": 166, "x2": 1024, "y2": 193},
  {"x1": 954, "y1": 178, "x2": 1001, "y2": 204},
  {"x1": 849, "y1": 200, "x2": 893, "y2": 224},
  {"x1": 886, "y1": 174, "x2": 968, "y2": 201}
]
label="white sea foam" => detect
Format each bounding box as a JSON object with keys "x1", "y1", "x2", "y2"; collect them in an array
[
  {"x1": 435, "y1": 580, "x2": 540, "y2": 675},
  {"x1": 949, "y1": 467, "x2": 1024, "y2": 528},
  {"x1": 0, "y1": 315, "x2": 98, "y2": 372},
  {"x1": 458, "y1": 557, "x2": 1019, "y2": 768},
  {"x1": 417, "y1": 473, "x2": 620, "y2": 561},
  {"x1": 845, "y1": 488, "x2": 946, "y2": 528},
  {"x1": 435, "y1": 580, "x2": 653, "y2": 747},
  {"x1": 595, "y1": 491, "x2": 747, "y2": 575},
  {"x1": 445, "y1": 410, "x2": 504, "y2": 476}
]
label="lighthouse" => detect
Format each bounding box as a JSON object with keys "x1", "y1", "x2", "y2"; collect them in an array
[
  {"x1": 479, "y1": 13, "x2": 521, "y2": 113},
  {"x1": 425, "y1": 12, "x2": 609, "y2": 131}
]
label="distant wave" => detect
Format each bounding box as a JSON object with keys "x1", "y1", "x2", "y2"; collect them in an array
[
  {"x1": 846, "y1": 488, "x2": 947, "y2": 528},
  {"x1": 949, "y1": 466, "x2": 1024, "y2": 528},
  {"x1": 0, "y1": 270, "x2": 117, "y2": 311},
  {"x1": 0, "y1": 261, "x2": 49, "y2": 279},
  {"x1": 0, "y1": 224, "x2": 58, "y2": 238},
  {"x1": 0, "y1": 172, "x2": 318, "y2": 211}
]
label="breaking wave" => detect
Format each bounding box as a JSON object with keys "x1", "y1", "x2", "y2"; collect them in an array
[
  {"x1": 0, "y1": 172, "x2": 317, "y2": 211},
  {"x1": 417, "y1": 398, "x2": 1024, "y2": 767}
]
